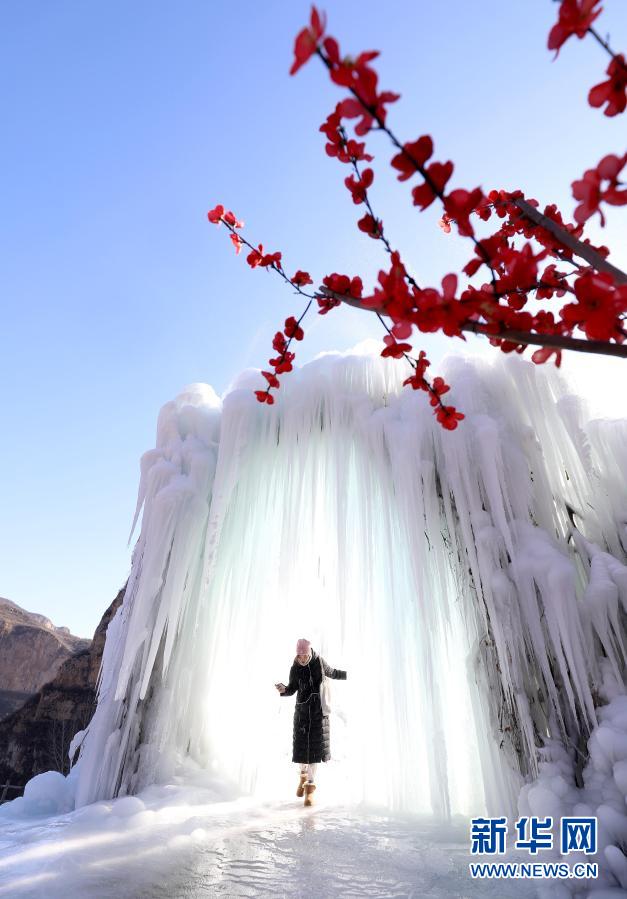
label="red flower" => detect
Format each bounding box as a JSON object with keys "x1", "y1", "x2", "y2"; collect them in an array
[
  {"x1": 560, "y1": 271, "x2": 627, "y2": 340},
  {"x1": 415, "y1": 275, "x2": 465, "y2": 338},
  {"x1": 344, "y1": 168, "x2": 374, "y2": 204},
  {"x1": 391, "y1": 137, "x2": 433, "y2": 181},
  {"x1": 346, "y1": 140, "x2": 373, "y2": 163},
  {"x1": 476, "y1": 202, "x2": 493, "y2": 222},
  {"x1": 318, "y1": 272, "x2": 362, "y2": 314},
  {"x1": 320, "y1": 108, "x2": 342, "y2": 146},
  {"x1": 262, "y1": 370, "x2": 280, "y2": 388},
  {"x1": 230, "y1": 233, "x2": 243, "y2": 254},
  {"x1": 322, "y1": 36, "x2": 341, "y2": 65},
  {"x1": 361, "y1": 252, "x2": 413, "y2": 317},
  {"x1": 430, "y1": 376, "x2": 450, "y2": 401},
  {"x1": 588, "y1": 54, "x2": 627, "y2": 117},
  {"x1": 391, "y1": 320, "x2": 412, "y2": 339},
  {"x1": 357, "y1": 213, "x2": 382, "y2": 238},
  {"x1": 269, "y1": 351, "x2": 295, "y2": 374},
  {"x1": 317, "y1": 296, "x2": 342, "y2": 315},
  {"x1": 442, "y1": 188, "x2": 484, "y2": 237},
  {"x1": 496, "y1": 243, "x2": 546, "y2": 300},
  {"x1": 572, "y1": 153, "x2": 627, "y2": 225},
  {"x1": 248, "y1": 245, "x2": 282, "y2": 268},
  {"x1": 320, "y1": 39, "x2": 400, "y2": 135},
  {"x1": 400, "y1": 353, "x2": 464, "y2": 430},
  {"x1": 320, "y1": 108, "x2": 374, "y2": 163},
  {"x1": 381, "y1": 334, "x2": 411, "y2": 358},
  {"x1": 290, "y1": 6, "x2": 326, "y2": 75},
  {"x1": 532, "y1": 310, "x2": 559, "y2": 333},
  {"x1": 463, "y1": 233, "x2": 507, "y2": 277},
  {"x1": 322, "y1": 273, "x2": 363, "y2": 298},
  {"x1": 536, "y1": 264, "x2": 568, "y2": 299},
  {"x1": 337, "y1": 91, "x2": 400, "y2": 137},
  {"x1": 329, "y1": 50, "x2": 380, "y2": 89},
  {"x1": 531, "y1": 347, "x2": 562, "y2": 366},
  {"x1": 284, "y1": 316, "x2": 304, "y2": 341},
  {"x1": 247, "y1": 245, "x2": 264, "y2": 268},
  {"x1": 260, "y1": 250, "x2": 282, "y2": 268},
  {"x1": 548, "y1": 0, "x2": 602, "y2": 56},
  {"x1": 223, "y1": 210, "x2": 244, "y2": 228},
  {"x1": 436, "y1": 405, "x2": 464, "y2": 430},
  {"x1": 208, "y1": 204, "x2": 224, "y2": 224},
  {"x1": 208, "y1": 205, "x2": 243, "y2": 227},
  {"x1": 272, "y1": 331, "x2": 288, "y2": 353},
  {"x1": 255, "y1": 390, "x2": 275, "y2": 404},
  {"x1": 412, "y1": 162, "x2": 454, "y2": 210},
  {"x1": 291, "y1": 270, "x2": 313, "y2": 287},
  {"x1": 402, "y1": 350, "x2": 431, "y2": 390},
  {"x1": 403, "y1": 373, "x2": 427, "y2": 391}
]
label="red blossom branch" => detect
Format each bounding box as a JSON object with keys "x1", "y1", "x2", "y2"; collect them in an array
[
  {"x1": 206, "y1": 5, "x2": 627, "y2": 430},
  {"x1": 315, "y1": 46, "x2": 499, "y2": 291},
  {"x1": 319, "y1": 287, "x2": 627, "y2": 358},
  {"x1": 306, "y1": 20, "x2": 626, "y2": 354},
  {"x1": 511, "y1": 196, "x2": 626, "y2": 282},
  {"x1": 209, "y1": 207, "x2": 461, "y2": 425}
]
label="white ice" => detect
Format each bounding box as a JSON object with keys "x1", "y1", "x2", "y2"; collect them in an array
[
  {"x1": 0, "y1": 763, "x2": 537, "y2": 899},
  {"x1": 73, "y1": 345, "x2": 626, "y2": 816}
]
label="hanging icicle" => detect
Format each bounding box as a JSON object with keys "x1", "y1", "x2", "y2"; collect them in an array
[{"x1": 73, "y1": 346, "x2": 627, "y2": 821}]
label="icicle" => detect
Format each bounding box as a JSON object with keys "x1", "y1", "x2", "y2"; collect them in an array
[{"x1": 71, "y1": 346, "x2": 627, "y2": 824}]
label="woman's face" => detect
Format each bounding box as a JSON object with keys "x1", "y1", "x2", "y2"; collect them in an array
[{"x1": 296, "y1": 652, "x2": 311, "y2": 665}]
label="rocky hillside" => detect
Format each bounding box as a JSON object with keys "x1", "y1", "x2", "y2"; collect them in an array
[
  {"x1": 0, "y1": 689, "x2": 34, "y2": 722},
  {"x1": 0, "y1": 597, "x2": 90, "y2": 719},
  {"x1": 0, "y1": 587, "x2": 125, "y2": 791}
]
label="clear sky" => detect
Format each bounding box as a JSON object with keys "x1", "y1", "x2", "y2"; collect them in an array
[{"x1": 1, "y1": 1, "x2": 626, "y2": 637}]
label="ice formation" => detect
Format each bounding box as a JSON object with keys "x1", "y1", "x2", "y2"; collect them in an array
[
  {"x1": 65, "y1": 344, "x2": 626, "y2": 840},
  {"x1": 519, "y1": 674, "x2": 627, "y2": 897}
]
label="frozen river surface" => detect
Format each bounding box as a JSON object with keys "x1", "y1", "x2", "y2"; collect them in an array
[{"x1": 0, "y1": 779, "x2": 538, "y2": 899}]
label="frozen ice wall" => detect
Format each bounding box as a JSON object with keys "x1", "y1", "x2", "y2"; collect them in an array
[{"x1": 72, "y1": 344, "x2": 627, "y2": 821}]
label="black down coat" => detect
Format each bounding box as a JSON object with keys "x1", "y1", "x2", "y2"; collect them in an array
[{"x1": 281, "y1": 648, "x2": 347, "y2": 763}]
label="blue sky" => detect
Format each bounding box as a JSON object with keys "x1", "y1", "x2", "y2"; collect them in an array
[{"x1": 1, "y1": 1, "x2": 625, "y2": 637}]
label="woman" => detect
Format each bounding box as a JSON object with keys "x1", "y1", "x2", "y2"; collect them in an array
[{"x1": 275, "y1": 638, "x2": 347, "y2": 806}]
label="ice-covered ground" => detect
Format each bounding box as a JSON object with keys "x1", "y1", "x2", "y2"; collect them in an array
[{"x1": 0, "y1": 774, "x2": 537, "y2": 899}]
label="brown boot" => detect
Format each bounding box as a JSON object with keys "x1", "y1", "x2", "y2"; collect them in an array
[
  {"x1": 296, "y1": 773, "x2": 308, "y2": 798},
  {"x1": 303, "y1": 782, "x2": 316, "y2": 807}
]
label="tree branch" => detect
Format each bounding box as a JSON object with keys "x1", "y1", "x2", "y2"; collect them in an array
[
  {"x1": 320, "y1": 289, "x2": 627, "y2": 358},
  {"x1": 512, "y1": 198, "x2": 627, "y2": 285}
]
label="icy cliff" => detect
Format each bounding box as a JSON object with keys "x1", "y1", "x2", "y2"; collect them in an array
[{"x1": 68, "y1": 346, "x2": 627, "y2": 831}]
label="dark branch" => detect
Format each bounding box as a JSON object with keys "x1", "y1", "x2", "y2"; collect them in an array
[
  {"x1": 512, "y1": 198, "x2": 627, "y2": 285},
  {"x1": 319, "y1": 288, "x2": 627, "y2": 358}
]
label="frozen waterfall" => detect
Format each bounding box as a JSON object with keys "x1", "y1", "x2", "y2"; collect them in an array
[{"x1": 72, "y1": 344, "x2": 627, "y2": 822}]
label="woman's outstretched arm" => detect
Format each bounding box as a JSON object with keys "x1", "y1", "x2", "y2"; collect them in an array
[
  {"x1": 321, "y1": 658, "x2": 347, "y2": 680},
  {"x1": 280, "y1": 664, "x2": 299, "y2": 696}
]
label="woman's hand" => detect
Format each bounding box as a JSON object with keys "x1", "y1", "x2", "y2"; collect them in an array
[{"x1": 275, "y1": 682, "x2": 286, "y2": 694}]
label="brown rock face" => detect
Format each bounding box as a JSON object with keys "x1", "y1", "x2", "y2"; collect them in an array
[
  {"x1": 0, "y1": 587, "x2": 124, "y2": 792},
  {"x1": 0, "y1": 597, "x2": 90, "y2": 696},
  {"x1": 0, "y1": 690, "x2": 34, "y2": 721}
]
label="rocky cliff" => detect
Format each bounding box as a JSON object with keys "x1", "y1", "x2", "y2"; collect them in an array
[
  {"x1": 0, "y1": 587, "x2": 124, "y2": 790},
  {"x1": 0, "y1": 597, "x2": 90, "y2": 720}
]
